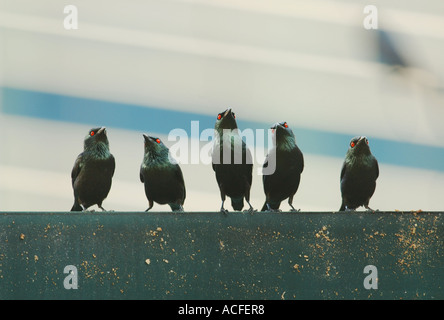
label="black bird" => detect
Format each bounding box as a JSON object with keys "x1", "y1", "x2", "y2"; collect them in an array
[
  {"x1": 140, "y1": 134, "x2": 186, "y2": 212},
  {"x1": 71, "y1": 127, "x2": 115, "y2": 211},
  {"x1": 212, "y1": 108, "x2": 254, "y2": 213},
  {"x1": 339, "y1": 136, "x2": 379, "y2": 211},
  {"x1": 261, "y1": 122, "x2": 304, "y2": 212}
]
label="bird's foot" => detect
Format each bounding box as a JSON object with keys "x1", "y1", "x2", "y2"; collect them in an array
[
  {"x1": 99, "y1": 206, "x2": 114, "y2": 212},
  {"x1": 365, "y1": 206, "x2": 378, "y2": 213},
  {"x1": 265, "y1": 203, "x2": 281, "y2": 212},
  {"x1": 289, "y1": 208, "x2": 301, "y2": 212},
  {"x1": 220, "y1": 208, "x2": 229, "y2": 215},
  {"x1": 243, "y1": 207, "x2": 257, "y2": 215},
  {"x1": 171, "y1": 205, "x2": 184, "y2": 212}
]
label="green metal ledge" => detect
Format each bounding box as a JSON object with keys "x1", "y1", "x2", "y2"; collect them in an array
[{"x1": 0, "y1": 211, "x2": 442, "y2": 300}]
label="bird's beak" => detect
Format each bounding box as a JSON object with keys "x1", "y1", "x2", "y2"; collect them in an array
[
  {"x1": 272, "y1": 123, "x2": 285, "y2": 133},
  {"x1": 97, "y1": 127, "x2": 106, "y2": 135},
  {"x1": 224, "y1": 108, "x2": 232, "y2": 118},
  {"x1": 358, "y1": 136, "x2": 366, "y2": 143},
  {"x1": 143, "y1": 133, "x2": 154, "y2": 145}
]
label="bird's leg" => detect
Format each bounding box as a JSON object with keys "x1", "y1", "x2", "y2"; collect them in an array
[
  {"x1": 219, "y1": 184, "x2": 228, "y2": 214},
  {"x1": 244, "y1": 199, "x2": 255, "y2": 215},
  {"x1": 220, "y1": 201, "x2": 228, "y2": 214},
  {"x1": 243, "y1": 182, "x2": 256, "y2": 215},
  {"x1": 288, "y1": 196, "x2": 300, "y2": 212},
  {"x1": 145, "y1": 200, "x2": 154, "y2": 212},
  {"x1": 98, "y1": 205, "x2": 106, "y2": 211}
]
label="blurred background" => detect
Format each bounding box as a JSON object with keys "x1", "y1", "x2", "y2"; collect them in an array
[{"x1": 0, "y1": 0, "x2": 443, "y2": 212}]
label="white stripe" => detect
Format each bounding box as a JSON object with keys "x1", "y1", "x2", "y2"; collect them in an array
[
  {"x1": 175, "y1": 0, "x2": 444, "y2": 39},
  {"x1": 0, "y1": 11, "x2": 383, "y2": 78}
]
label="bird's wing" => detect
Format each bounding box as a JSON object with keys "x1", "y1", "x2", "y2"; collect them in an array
[
  {"x1": 244, "y1": 144, "x2": 253, "y2": 186},
  {"x1": 174, "y1": 164, "x2": 186, "y2": 201},
  {"x1": 340, "y1": 161, "x2": 347, "y2": 181},
  {"x1": 110, "y1": 154, "x2": 116, "y2": 177},
  {"x1": 373, "y1": 157, "x2": 379, "y2": 179},
  {"x1": 71, "y1": 153, "x2": 83, "y2": 186},
  {"x1": 262, "y1": 154, "x2": 270, "y2": 194},
  {"x1": 139, "y1": 166, "x2": 145, "y2": 183},
  {"x1": 300, "y1": 150, "x2": 304, "y2": 173}
]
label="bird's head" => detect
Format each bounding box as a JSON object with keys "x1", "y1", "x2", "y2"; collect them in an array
[
  {"x1": 271, "y1": 121, "x2": 296, "y2": 149},
  {"x1": 143, "y1": 134, "x2": 169, "y2": 157},
  {"x1": 214, "y1": 108, "x2": 238, "y2": 131},
  {"x1": 346, "y1": 136, "x2": 372, "y2": 157},
  {"x1": 84, "y1": 127, "x2": 110, "y2": 151}
]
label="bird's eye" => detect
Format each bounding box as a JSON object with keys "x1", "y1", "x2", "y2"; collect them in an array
[
  {"x1": 366, "y1": 139, "x2": 369, "y2": 145},
  {"x1": 90, "y1": 131, "x2": 95, "y2": 136},
  {"x1": 284, "y1": 122, "x2": 288, "y2": 128},
  {"x1": 217, "y1": 114, "x2": 222, "y2": 120},
  {"x1": 156, "y1": 138, "x2": 161, "y2": 144},
  {"x1": 233, "y1": 113, "x2": 236, "y2": 119},
  {"x1": 350, "y1": 141, "x2": 355, "y2": 148}
]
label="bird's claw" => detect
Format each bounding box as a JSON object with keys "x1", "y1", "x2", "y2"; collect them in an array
[{"x1": 244, "y1": 208, "x2": 256, "y2": 215}]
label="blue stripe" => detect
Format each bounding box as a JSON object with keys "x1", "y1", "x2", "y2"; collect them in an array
[{"x1": 2, "y1": 86, "x2": 444, "y2": 172}]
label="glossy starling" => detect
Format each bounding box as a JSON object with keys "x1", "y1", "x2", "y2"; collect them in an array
[
  {"x1": 71, "y1": 127, "x2": 115, "y2": 211},
  {"x1": 140, "y1": 134, "x2": 186, "y2": 212},
  {"x1": 212, "y1": 108, "x2": 254, "y2": 213},
  {"x1": 261, "y1": 122, "x2": 304, "y2": 212},
  {"x1": 339, "y1": 136, "x2": 379, "y2": 211}
]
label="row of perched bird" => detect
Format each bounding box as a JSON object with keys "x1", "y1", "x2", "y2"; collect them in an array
[{"x1": 70, "y1": 109, "x2": 379, "y2": 213}]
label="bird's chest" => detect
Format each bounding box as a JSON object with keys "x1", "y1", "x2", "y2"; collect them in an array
[
  {"x1": 343, "y1": 161, "x2": 375, "y2": 183},
  {"x1": 80, "y1": 158, "x2": 113, "y2": 179}
]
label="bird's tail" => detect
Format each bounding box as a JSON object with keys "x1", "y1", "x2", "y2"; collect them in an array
[
  {"x1": 231, "y1": 197, "x2": 244, "y2": 211},
  {"x1": 71, "y1": 200, "x2": 83, "y2": 212},
  {"x1": 339, "y1": 200, "x2": 345, "y2": 212}
]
